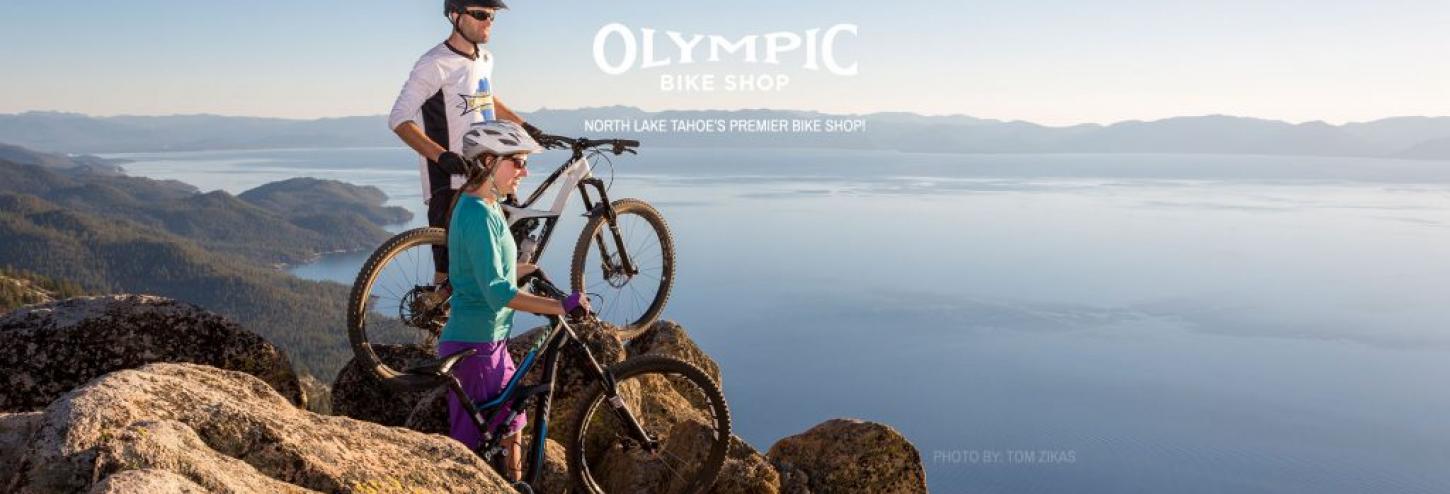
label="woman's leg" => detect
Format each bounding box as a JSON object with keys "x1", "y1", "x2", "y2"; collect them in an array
[
  {"x1": 500, "y1": 432, "x2": 523, "y2": 481},
  {"x1": 440, "y1": 340, "x2": 487, "y2": 450}
]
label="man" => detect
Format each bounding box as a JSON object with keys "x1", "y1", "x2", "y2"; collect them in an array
[{"x1": 388, "y1": 0, "x2": 547, "y2": 286}]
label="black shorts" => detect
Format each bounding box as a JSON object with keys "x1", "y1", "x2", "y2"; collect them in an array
[{"x1": 427, "y1": 188, "x2": 458, "y2": 274}]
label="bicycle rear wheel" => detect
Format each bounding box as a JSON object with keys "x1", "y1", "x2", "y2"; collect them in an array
[
  {"x1": 568, "y1": 355, "x2": 730, "y2": 494},
  {"x1": 347, "y1": 227, "x2": 451, "y2": 390},
  {"x1": 570, "y1": 198, "x2": 675, "y2": 338}
]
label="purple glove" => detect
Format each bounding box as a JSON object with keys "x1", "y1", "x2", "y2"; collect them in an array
[{"x1": 563, "y1": 291, "x2": 589, "y2": 317}]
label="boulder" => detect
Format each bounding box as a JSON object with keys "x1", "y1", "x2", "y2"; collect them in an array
[
  {"x1": 88, "y1": 469, "x2": 212, "y2": 494},
  {"x1": 627, "y1": 320, "x2": 722, "y2": 385},
  {"x1": 776, "y1": 464, "x2": 813, "y2": 494},
  {"x1": 297, "y1": 372, "x2": 332, "y2": 415},
  {"x1": 402, "y1": 387, "x2": 450, "y2": 435},
  {"x1": 0, "y1": 295, "x2": 302, "y2": 412},
  {"x1": 766, "y1": 419, "x2": 927, "y2": 494},
  {"x1": 330, "y1": 344, "x2": 434, "y2": 425},
  {"x1": 591, "y1": 420, "x2": 728, "y2": 492},
  {"x1": 2, "y1": 412, "x2": 42, "y2": 481},
  {"x1": 585, "y1": 424, "x2": 783, "y2": 493},
  {"x1": 91, "y1": 420, "x2": 314, "y2": 494},
  {"x1": 9, "y1": 363, "x2": 513, "y2": 493},
  {"x1": 711, "y1": 436, "x2": 782, "y2": 494},
  {"x1": 535, "y1": 438, "x2": 570, "y2": 494}
]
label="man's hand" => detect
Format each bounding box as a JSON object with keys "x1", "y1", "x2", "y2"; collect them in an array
[
  {"x1": 436, "y1": 151, "x2": 470, "y2": 174},
  {"x1": 516, "y1": 263, "x2": 539, "y2": 281}
]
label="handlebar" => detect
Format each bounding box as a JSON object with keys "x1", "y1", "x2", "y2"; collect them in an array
[
  {"x1": 521, "y1": 270, "x2": 599, "y2": 321},
  {"x1": 520, "y1": 270, "x2": 567, "y2": 299},
  {"x1": 538, "y1": 134, "x2": 640, "y2": 156}
]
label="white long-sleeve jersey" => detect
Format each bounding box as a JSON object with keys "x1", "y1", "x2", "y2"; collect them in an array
[{"x1": 388, "y1": 42, "x2": 497, "y2": 201}]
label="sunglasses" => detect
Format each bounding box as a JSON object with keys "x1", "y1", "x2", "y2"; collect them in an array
[
  {"x1": 499, "y1": 156, "x2": 527, "y2": 169},
  {"x1": 459, "y1": 9, "x2": 495, "y2": 22}
]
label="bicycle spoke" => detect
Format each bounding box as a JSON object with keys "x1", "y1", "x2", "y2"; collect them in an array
[{"x1": 628, "y1": 282, "x2": 645, "y2": 319}]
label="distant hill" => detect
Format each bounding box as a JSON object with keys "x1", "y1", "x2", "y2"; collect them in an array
[
  {"x1": 0, "y1": 159, "x2": 410, "y2": 265},
  {"x1": 0, "y1": 191, "x2": 355, "y2": 378},
  {"x1": 5, "y1": 108, "x2": 1450, "y2": 159},
  {"x1": 1398, "y1": 136, "x2": 1450, "y2": 160},
  {"x1": 240, "y1": 177, "x2": 412, "y2": 226},
  {"x1": 0, "y1": 142, "x2": 127, "y2": 175}
]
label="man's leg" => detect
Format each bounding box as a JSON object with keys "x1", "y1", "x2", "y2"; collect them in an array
[{"x1": 427, "y1": 188, "x2": 458, "y2": 284}]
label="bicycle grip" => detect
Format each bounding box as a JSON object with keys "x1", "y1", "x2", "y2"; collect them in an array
[{"x1": 520, "y1": 271, "x2": 566, "y2": 299}]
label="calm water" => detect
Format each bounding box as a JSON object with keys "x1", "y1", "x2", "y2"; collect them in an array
[{"x1": 112, "y1": 147, "x2": 1450, "y2": 493}]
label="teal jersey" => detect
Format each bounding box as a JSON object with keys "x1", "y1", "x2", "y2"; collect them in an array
[{"x1": 440, "y1": 195, "x2": 519, "y2": 343}]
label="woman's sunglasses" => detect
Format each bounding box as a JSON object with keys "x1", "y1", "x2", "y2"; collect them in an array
[
  {"x1": 500, "y1": 156, "x2": 527, "y2": 170},
  {"x1": 460, "y1": 9, "x2": 495, "y2": 22}
]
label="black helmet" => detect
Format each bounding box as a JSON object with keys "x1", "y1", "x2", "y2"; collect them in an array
[{"x1": 444, "y1": 0, "x2": 508, "y2": 15}]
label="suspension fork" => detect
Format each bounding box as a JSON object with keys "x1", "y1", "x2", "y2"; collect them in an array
[{"x1": 578, "y1": 177, "x2": 640, "y2": 276}]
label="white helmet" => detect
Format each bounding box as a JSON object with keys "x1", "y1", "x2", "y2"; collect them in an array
[{"x1": 461, "y1": 121, "x2": 543, "y2": 160}]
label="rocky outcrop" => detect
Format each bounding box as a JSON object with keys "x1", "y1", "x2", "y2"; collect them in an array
[
  {"x1": 330, "y1": 344, "x2": 435, "y2": 425},
  {"x1": 535, "y1": 438, "x2": 571, "y2": 494},
  {"x1": 330, "y1": 319, "x2": 929, "y2": 493},
  {"x1": 2, "y1": 412, "x2": 42, "y2": 479},
  {"x1": 628, "y1": 320, "x2": 722, "y2": 385},
  {"x1": 335, "y1": 320, "x2": 629, "y2": 445},
  {"x1": 87, "y1": 469, "x2": 210, "y2": 494},
  {"x1": 767, "y1": 418, "x2": 928, "y2": 494},
  {"x1": 0, "y1": 295, "x2": 303, "y2": 412},
  {"x1": 712, "y1": 436, "x2": 783, "y2": 494},
  {"x1": 6, "y1": 363, "x2": 513, "y2": 493},
  {"x1": 297, "y1": 372, "x2": 332, "y2": 415}
]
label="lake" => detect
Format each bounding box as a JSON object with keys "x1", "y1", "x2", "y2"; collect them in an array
[{"x1": 111, "y1": 146, "x2": 1450, "y2": 493}]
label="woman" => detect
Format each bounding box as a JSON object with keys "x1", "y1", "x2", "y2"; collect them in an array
[{"x1": 440, "y1": 120, "x2": 588, "y2": 483}]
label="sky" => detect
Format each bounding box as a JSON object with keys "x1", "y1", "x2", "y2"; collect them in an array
[{"x1": 1, "y1": 0, "x2": 1447, "y2": 126}]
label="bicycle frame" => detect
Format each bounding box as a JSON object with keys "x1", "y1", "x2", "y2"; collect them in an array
[
  {"x1": 447, "y1": 314, "x2": 653, "y2": 486},
  {"x1": 500, "y1": 146, "x2": 640, "y2": 275}
]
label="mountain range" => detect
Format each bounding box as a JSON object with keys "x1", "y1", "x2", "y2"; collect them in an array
[{"x1": 3, "y1": 108, "x2": 1450, "y2": 159}]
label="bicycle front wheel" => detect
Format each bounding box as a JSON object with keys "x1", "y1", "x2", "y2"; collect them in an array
[
  {"x1": 570, "y1": 198, "x2": 675, "y2": 338},
  {"x1": 346, "y1": 227, "x2": 450, "y2": 389},
  {"x1": 568, "y1": 355, "x2": 731, "y2": 494}
]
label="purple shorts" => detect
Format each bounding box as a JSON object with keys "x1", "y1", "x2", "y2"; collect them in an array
[{"x1": 438, "y1": 340, "x2": 528, "y2": 450}]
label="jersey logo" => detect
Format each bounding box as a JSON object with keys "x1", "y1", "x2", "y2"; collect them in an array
[{"x1": 457, "y1": 78, "x2": 496, "y2": 119}]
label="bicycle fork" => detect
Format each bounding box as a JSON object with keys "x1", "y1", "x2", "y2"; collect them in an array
[{"x1": 579, "y1": 177, "x2": 640, "y2": 278}]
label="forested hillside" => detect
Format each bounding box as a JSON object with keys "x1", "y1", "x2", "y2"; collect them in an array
[{"x1": 0, "y1": 159, "x2": 414, "y2": 378}]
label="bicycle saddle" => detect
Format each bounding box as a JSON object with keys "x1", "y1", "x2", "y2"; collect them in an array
[{"x1": 404, "y1": 347, "x2": 478, "y2": 376}]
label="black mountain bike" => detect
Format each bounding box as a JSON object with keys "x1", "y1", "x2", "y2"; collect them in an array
[
  {"x1": 396, "y1": 273, "x2": 730, "y2": 493},
  {"x1": 347, "y1": 135, "x2": 675, "y2": 372}
]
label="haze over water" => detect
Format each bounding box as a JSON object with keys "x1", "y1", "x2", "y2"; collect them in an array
[{"x1": 113, "y1": 147, "x2": 1450, "y2": 493}]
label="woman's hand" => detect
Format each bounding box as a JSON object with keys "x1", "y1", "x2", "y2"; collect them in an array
[{"x1": 563, "y1": 291, "x2": 592, "y2": 317}]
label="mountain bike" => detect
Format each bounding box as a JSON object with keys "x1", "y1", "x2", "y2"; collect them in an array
[
  {"x1": 346, "y1": 134, "x2": 676, "y2": 376},
  {"x1": 397, "y1": 272, "x2": 729, "y2": 493}
]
